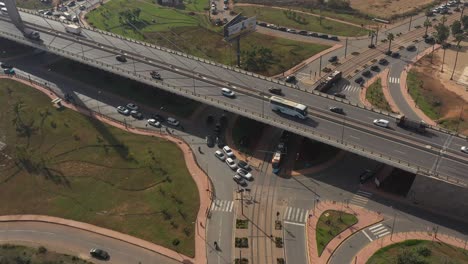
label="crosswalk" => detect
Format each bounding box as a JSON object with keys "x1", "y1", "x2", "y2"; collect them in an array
[
  {"x1": 210, "y1": 200, "x2": 234, "y2": 213},
  {"x1": 363, "y1": 223, "x2": 391, "y2": 241},
  {"x1": 349, "y1": 190, "x2": 372, "y2": 207},
  {"x1": 388, "y1": 77, "x2": 400, "y2": 84},
  {"x1": 283, "y1": 207, "x2": 309, "y2": 224},
  {"x1": 342, "y1": 85, "x2": 360, "y2": 93}
]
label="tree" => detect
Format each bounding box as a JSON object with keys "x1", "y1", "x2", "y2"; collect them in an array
[
  {"x1": 451, "y1": 33, "x2": 465, "y2": 80},
  {"x1": 423, "y1": 19, "x2": 432, "y2": 37},
  {"x1": 396, "y1": 250, "x2": 426, "y2": 264},
  {"x1": 433, "y1": 22, "x2": 450, "y2": 44},
  {"x1": 451, "y1": 20, "x2": 462, "y2": 36},
  {"x1": 462, "y1": 15, "x2": 468, "y2": 30},
  {"x1": 386, "y1": 33, "x2": 394, "y2": 52}
]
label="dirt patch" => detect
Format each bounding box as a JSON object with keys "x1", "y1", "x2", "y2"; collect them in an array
[
  {"x1": 349, "y1": 0, "x2": 437, "y2": 19},
  {"x1": 411, "y1": 45, "x2": 468, "y2": 135}
]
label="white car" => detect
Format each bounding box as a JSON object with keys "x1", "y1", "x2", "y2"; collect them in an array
[
  {"x1": 237, "y1": 168, "x2": 252, "y2": 180},
  {"x1": 221, "y1": 88, "x2": 235, "y2": 98},
  {"x1": 147, "y1": 118, "x2": 161, "y2": 127},
  {"x1": 461, "y1": 146, "x2": 468, "y2": 154},
  {"x1": 167, "y1": 117, "x2": 180, "y2": 126},
  {"x1": 225, "y1": 158, "x2": 237, "y2": 170},
  {"x1": 214, "y1": 150, "x2": 226, "y2": 161},
  {"x1": 223, "y1": 145, "x2": 234, "y2": 157},
  {"x1": 117, "y1": 106, "x2": 130, "y2": 115},
  {"x1": 373, "y1": 119, "x2": 389, "y2": 128}
]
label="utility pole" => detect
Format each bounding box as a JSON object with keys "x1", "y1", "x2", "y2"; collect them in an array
[
  {"x1": 236, "y1": 36, "x2": 241, "y2": 67},
  {"x1": 319, "y1": 55, "x2": 322, "y2": 77},
  {"x1": 345, "y1": 38, "x2": 348, "y2": 58},
  {"x1": 408, "y1": 16, "x2": 413, "y2": 31}
]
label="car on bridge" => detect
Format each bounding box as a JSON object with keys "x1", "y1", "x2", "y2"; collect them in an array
[
  {"x1": 116, "y1": 55, "x2": 127, "y2": 62},
  {"x1": 150, "y1": 71, "x2": 161, "y2": 80},
  {"x1": 268, "y1": 87, "x2": 282, "y2": 95},
  {"x1": 329, "y1": 107, "x2": 344, "y2": 114},
  {"x1": 461, "y1": 146, "x2": 468, "y2": 154},
  {"x1": 373, "y1": 119, "x2": 389, "y2": 128},
  {"x1": 221, "y1": 88, "x2": 235, "y2": 98},
  {"x1": 285, "y1": 75, "x2": 297, "y2": 84}
]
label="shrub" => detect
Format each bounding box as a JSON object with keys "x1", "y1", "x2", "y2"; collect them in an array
[
  {"x1": 416, "y1": 246, "x2": 431, "y2": 257},
  {"x1": 37, "y1": 246, "x2": 47, "y2": 254},
  {"x1": 172, "y1": 238, "x2": 180, "y2": 246}
]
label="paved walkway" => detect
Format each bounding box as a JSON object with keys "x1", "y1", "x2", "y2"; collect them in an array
[
  {"x1": 306, "y1": 200, "x2": 383, "y2": 264},
  {"x1": 353, "y1": 231, "x2": 468, "y2": 264},
  {"x1": 0, "y1": 75, "x2": 210, "y2": 264}
]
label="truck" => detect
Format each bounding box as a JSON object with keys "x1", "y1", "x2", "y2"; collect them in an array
[
  {"x1": 65, "y1": 24, "x2": 81, "y2": 35},
  {"x1": 395, "y1": 114, "x2": 428, "y2": 133},
  {"x1": 23, "y1": 28, "x2": 41, "y2": 40},
  {"x1": 315, "y1": 70, "x2": 342, "y2": 92}
]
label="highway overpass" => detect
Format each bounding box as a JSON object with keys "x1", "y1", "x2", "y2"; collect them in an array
[{"x1": 0, "y1": 10, "x2": 467, "y2": 186}]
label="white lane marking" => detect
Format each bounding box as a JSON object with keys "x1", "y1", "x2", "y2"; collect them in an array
[
  {"x1": 378, "y1": 231, "x2": 391, "y2": 237},
  {"x1": 394, "y1": 150, "x2": 406, "y2": 154},
  {"x1": 349, "y1": 135, "x2": 360, "y2": 140},
  {"x1": 356, "y1": 190, "x2": 372, "y2": 197},
  {"x1": 284, "y1": 221, "x2": 305, "y2": 226},
  {"x1": 362, "y1": 230, "x2": 373, "y2": 242},
  {"x1": 369, "y1": 223, "x2": 383, "y2": 231},
  {"x1": 228, "y1": 201, "x2": 234, "y2": 212},
  {"x1": 303, "y1": 210, "x2": 309, "y2": 223}
]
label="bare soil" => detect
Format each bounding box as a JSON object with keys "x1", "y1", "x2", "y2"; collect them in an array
[
  {"x1": 411, "y1": 43, "x2": 468, "y2": 135},
  {"x1": 349, "y1": 0, "x2": 436, "y2": 19}
]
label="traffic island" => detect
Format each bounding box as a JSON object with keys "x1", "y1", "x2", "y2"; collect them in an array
[{"x1": 306, "y1": 200, "x2": 383, "y2": 264}]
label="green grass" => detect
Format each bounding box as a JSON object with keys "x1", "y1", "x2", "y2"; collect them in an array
[
  {"x1": 367, "y1": 239, "x2": 468, "y2": 264},
  {"x1": 316, "y1": 210, "x2": 358, "y2": 256},
  {"x1": 407, "y1": 70, "x2": 441, "y2": 120},
  {"x1": 234, "y1": 6, "x2": 369, "y2": 36},
  {"x1": 298, "y1": 7, "x2": 373, "y2": 26},
  {"x1": 86, "y1": 0, "x2": 330, "y2": 76},
  {"x1": 0, "y1": 79, "x2": 199, "y2": 256},
  {"x1": 16, "y1": 0, "x2": 52, "y2": 9},
  {"x1": 232, "y1": 116, "x2": 266, "y2": 155},
  {"x1": 0, "y1": 244, "x2": 93, "y2": 264},
  {"x1": 49, "y1": 59, "x2": 200, "y2": 118},
  {"x1": 366, "y1": 78, "x2": 393, "y2": 113}
]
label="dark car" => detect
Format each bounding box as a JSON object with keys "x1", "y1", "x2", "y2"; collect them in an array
[
  {"x1": 370, "y1": 65, "x2": 380, "y2": 72},
  {"x1": 131, "y1": 111, "x2": 144, "y2": 120},
  {"x1": 0, "y1": 63, "x2": 13, "y2": 69},
  {"x1": 362, "y1": 70, "x2": 372, "y2": 77},
  {"x1": 3, "y1": 68, "x2": 15, "y2": 75},
  {"x1": 329, "y1": 107, "x2": 344, "y2": 114},
  {"x1": 237, "y1": 160, "x2": 251, "y2": 171},
  {"x1": 329, "y1": 36, "x2": 339, "y2": 41},
  {"x1": 67, "y1": 1, "x2": 75, "y2": 7},
  {"x1": 285, "y1": 75, "x2": 297, "y2": 84},
  {"x1": 268, "y1": 87, "x2": 282, "y2": 95},
  {"x1": 151, "y1": 113, "x2": 164, "y2": 122},
  {"x1": 319, "y1": 34, "x2": 329, "y2": 39},
  {"x1": 378, "y1": 58, "x2": 388, "y2": 65},
  {"x1": 150, "y1": 70, "x2": 161, "y2": 80},
  {"x1": 308, "y1": 32, "x2": 319, "y2": 37},
  {"x1": 391, "y1": 52, "x2": 400, "y2": 58},
  {"x1": 278, "y1": 27, "x2": 287, "y2": 32},
  {"x1": 355, "y1": 77, "x2": 364, "y2": 85},
  {"x1": 216, "y1": 136, "x2": 225, "y2": 148},
  {"x1": 258, "y1": 22, "x2": 267, "y2": 27},
  {"x1": 298, "y1": 30, "x2": 308, "y2": 35},
  {"x1": 424, "y1": 36, "x2": 435, "y2": 44},
  {"x1": 406, "y1": 45, "x2": 416, "y2": 51},
  {"x1": 359, "y1": 169, "x2": 374, "y2": 184},
  {"x1": 116, "y1": 55, "x2": 127, "y2": 62},
  {"x1": 90, "y1": 248, "x2": 109, "y2": 260},
  {"x1": 206, "y1": 135, "x2": 214, "y2": 147},
  {"x1": 328, "y1": 56, "x2": 338, "y2": 63},
  {"x1": 333, "y1": 93, "x2": 346, "y2": 99}
]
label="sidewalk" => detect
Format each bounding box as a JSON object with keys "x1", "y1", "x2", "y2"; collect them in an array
[
  {"x1": 0, "y1": 75, "x2": 210, "y2": 264},
  {"x1": 306, "y1": 200, "x2": 383, "y2": 264},
  {"x1": 353, "y1": 231, "x2": 468, "y2": 264}
]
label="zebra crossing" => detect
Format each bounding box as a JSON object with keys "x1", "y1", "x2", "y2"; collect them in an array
[
  {"x1": 283, "y1": 207, "x2": 309, "y2": 224},
  {"x1": 342, "y1": 84, "x2": 360, "y2": 93},
  {"x1": 363, "y1": 223, "x2": 391, "y2": 241},
  {"x1": 388, "y1": 77, "x2": 400, "y2": 84},
  {"x1": 349, "y1": 190, "x2": 372, "y2": 207},
  {"x1": 210, "y1": 200, "x2": 234, "y2": 213}
]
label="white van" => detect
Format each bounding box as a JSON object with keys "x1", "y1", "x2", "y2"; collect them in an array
[
  {"x1": 373, "y1": 119, "x2": 390, "y2": 128},
  {"x1": 221, "y1": 88, "x2": 235, "y2": 98}
]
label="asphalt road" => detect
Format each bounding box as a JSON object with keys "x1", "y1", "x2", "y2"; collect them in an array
[
  {"x1": 284, "y1": 222, "x2": 308, "y2": 264},
  {"x1": 0, "y1": 222, "x2": 181, "y2": 264},
  {"x1": 0, "y1": 12, "x2": 467, "y2": 182}
]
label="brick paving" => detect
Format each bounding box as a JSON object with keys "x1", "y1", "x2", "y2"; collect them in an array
[
  {"x1": 0, "y1": 75, "x2": 210, "y2": 264},
  {"x1": 306, "y1": 200, "x2": 383, "y2": 264}
]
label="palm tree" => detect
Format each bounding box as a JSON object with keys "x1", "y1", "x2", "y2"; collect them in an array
[
  {"x1": 423, "y1": 19, "x2": 432, "y2": 38},
  {"x1": 450, "y1": 34, "x2": 464, "y2": 80},
  {"x1": 386, "y1": 33, "x2": 394, "y2": 53}
]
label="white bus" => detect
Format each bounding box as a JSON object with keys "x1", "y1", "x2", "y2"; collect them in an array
[{"x1": 270, "y1": 96, "x2": 308, "y2": 119}]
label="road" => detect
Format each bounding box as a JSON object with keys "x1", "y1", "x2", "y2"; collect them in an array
[
  {"x1": 1, "y1": 12, "x2": 467, "y2": 184},
  {"x1": 0, "y1": 222, "x2": 181, "y2": 264}
]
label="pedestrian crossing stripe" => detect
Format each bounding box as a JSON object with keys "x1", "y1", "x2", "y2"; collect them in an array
[
  {"x1": 284, "y1": 207, "x2": 309, "y2": 223},
  {"x1": 350, "y1": 190, "x2": 372, "y2": 207},
  {"x1": 210, "y1": 200, "x2": 234, "y2": 212},
  {"x1": 388, "y1": 77, "x2": 400, "y2": 84},
  {"x1": 342, "y1": 85, "x2": 360, "y2": 92},
  {"x1": 368, "y1": 223, "x2": 391, "y2": 238}
]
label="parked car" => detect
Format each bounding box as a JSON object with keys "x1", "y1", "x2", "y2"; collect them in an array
[
  {"x1": 214, "y1": 150, "x2": 226, "y2": 161},
  {"x1": 223, "y1": 145, "x2": 234, "y2": 157},
  {"x1": 319, "y1": 34, "x2": 329, "y2": 39},
  {"x1": 328, "y1": 56, "x2": 338, "y2": 63},
  {"x1": 286, "y1": 28, "x2": 296, "y2": 34},
  {"x1": 116, "y1": 55, "x2": 127, "y2": 62},
  {"x1": 278, "y1": 27, "x2": 287, "y2": 31},
  {"x1": 308, "y1": 32, "x2": 319, "y2": 37},
  {"x1": 329, "y1": 36, "x2": 339, "y2": 41},
  {"x1": 90, "y1": 248, "x2": 109, "y2": 260},
  {"x1": 147, "y1": 118, "x2": 161, "y2": 127},
  {"x1": 333, "y1": 93, "x2": 346, "y2": 99},
  {"x1": 424, "y1": 36, "x2": 435, "y2": 44},
  {"x1": 167, "y1": 117, "x2": 180, "y2": 126},
  {"x1": 237, "y1": 160, "x2": 251, "y2": 171},
  {"x1": 359, "y1": 169, "x2": 374, "y2": 184},
  {"x1": 355, "y1": 76, "x2": 364, "y2": 84},
  {"x1": 370, "y1": 65, "x2": 380, "y2": 72},
  {"x1": 329, "y1": 107, "x2": 344, "y2": 114},
  {"x1": 233, "y1": 174, "x2": 247, "y2": 186},
  {"x1": 268, "y1": 87, "x2": 282, "y2": 95},
  {"x1": 206, "y1": 135, "x2": 214, "y2": 147},
  {"x1": 225, "y1": 157, "x2": 237, "y2": 170},
  {"x1": 151, "y1": 113, "x2": 164, "y2": 121},
  {"x1": 373, "y1": 119, "x2": 389, "y2": 128},
  {"x1": 258, "y1": 22, "x2": 267, "y2": 27},
  {"x1": 216, "y1": 136, "x2": 225, "y2": 148},
  {"x1": 362, "y1": 70, "x2": 372, "y2": 77},
  {"x1": 237, "y1": 168, "x2": 253, "y2": 180},
  {"x1": 406, "y1": 45, "x2": 416, "y2": 51},
  {"x1": 391, "y1": 52, "x2": 400, "y2": 58},
  {"x1": 67, "y1": 1, "x2": 75, "y2": 7},
  {"x1": 0, "y1": 63, "x2": 13, "y2": 69},
  {"x1": 3, "y1": 68, "x2": 15, "y2": 75},
  {"x1": 298, "y1": 30, "x2": 308, "y2": 35},
  {"x1": 131, "y1": 110, "x2": 144, "y2": 120},
  {"x1": 378, "y1": 58, "x2": 388, "y2": 65},
  {"x1": 126, "y1": 103, "x2": 138, "y2": 111},
  {"x1": 117, "y1": 106, "x2": 130, "y2": 115},
  {"x1": 79, "y1": 4, "x2": 86, "y2": 10},
  {"x1": 221, "y1": 87, "x2": 235, "y2": 98},
  {"x1": 461, "y1": 146, "x2": 468, "y2": 154},
  {"x1": 285, "y1": 75, "x2": 297, "y2": 84}
]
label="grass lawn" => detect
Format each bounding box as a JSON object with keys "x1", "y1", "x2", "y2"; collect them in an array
[
  {"x1": 366, "y1": 78, "x2": 393, "y2": 113},
  {"x1": 234, "y1": 6, "x2": 369, "y2": 37},
  {"x1": 0, "y1": 79, "x2": 199, "y2": 257},
  {"x1": 16, "y1": 0, "x2": 52, "y2": 9},
  {"x1": 294, "y1": 138, "x2": 340, "y2": 170},
  {"x1": 0, "y1": 244, "x2": 93, "y2": 264},
  {"x1": 298, "y1": 7, "x2": 373, "y2": 26},
  {"x1": 407, "y1": 70, "x2": 441, "y2": 120},
  {"x1": 367, "y1": 239, "x2": 468, "y2": 264},
  {"x1": 49, "y1": 59, "x2": 200, "y2": 118},
  {"x1": 232, "y1": 116, "x2": 266, "y2": 155},
  {"x1": 86, "y1": 0, "x2": 330, "y2": 76},
  {"x1": 316, "y1": 210, "x2": 358, "y2": 256}
]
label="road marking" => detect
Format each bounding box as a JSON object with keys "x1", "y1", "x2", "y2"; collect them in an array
[
  {"x1": 394, "y1": 150, "x2": 406, "y2": 154},
  {"x1": 388, "y1": 77, "x2": 400, "y2": 84},
  {"x1": 349, "y1": 135, "x2": 360, "y2": 140},
  {"x1": 362, "y1": 230, "x2": 373, "y2": 242},
  {"x1": 369, "y1": 223, "x2": 383, "y2": 231},
  {"x1": 210, "y1": 200, "x2": 234, "y2": 212},
  {"x1": 350, "y1": 190, "x2": 372, "y2": 207},
  {"x1": 368, "y1": 223, "x2": 391, "y2": 239},
  {"x1": 284, "y1": 221, "x2": 305, "y2": 226},
  {"x1": 284, "y1": 207, "x2": 308, "y2": 224}
]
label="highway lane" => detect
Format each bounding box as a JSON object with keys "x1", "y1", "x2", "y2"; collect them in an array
[
  {"x1": 0, "y1": 222, "x2": 181, "y2": 264},
  {"x1": 1, "y1": 14, "x2": 467, "y2": 183}
]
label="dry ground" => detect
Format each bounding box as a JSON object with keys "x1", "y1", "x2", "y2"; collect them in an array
[
  {"x1": 411, "y1": 41, "x2": 468, "y2": 135},
  {"x1": 349, "y1": 0, "x2": 437, "y2": 19}
]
